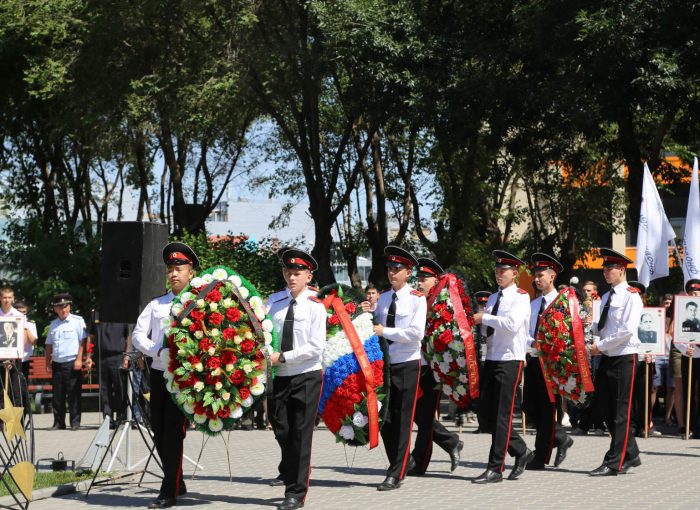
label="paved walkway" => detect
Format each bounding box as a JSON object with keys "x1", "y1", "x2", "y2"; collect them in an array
[{"x1": 26, "y1": 412, "x2": 700, "y2": 510}]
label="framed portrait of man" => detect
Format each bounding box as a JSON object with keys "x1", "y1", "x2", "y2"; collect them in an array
[
  {"x1": 637, "y1": 307, "x2": 665, "y2": 355},
  {"x1": 0, "y1": 316, "x2": 24, "y2": 359},
  {"x1": 673, "y1": 295, "x2": 700, "y2": 345}
]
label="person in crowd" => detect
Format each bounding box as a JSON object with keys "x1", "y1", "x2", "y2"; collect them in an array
[
  {"x1": 45, "y1": 292, "x2": 87, "y2": 430},
  {"x1": 13, "y1": 299, "x2": 38, "y2": 385},
  {"x1": 85, "y1": 311, "x2": 130, "y2": 429},
  {"x1": 572, "y1": 281, "x2": 606, "y2": 436},
  {"x1": 364, "y1": 283, "x2": 380, "y2": 312},
  {"x1": 661, "y1": 293, "x2": 683, "y2": 429},
  {"x1": 132, "y1": 242, "x2": 199, "y2": 509},
  {"x1": 361, "y1": 246, "x2": 426, "y2": 491},
  {"x1": 405, "y1": 257, "x2": 463, "y2": 476},
  {"x1": 267, "y1": 248, "x2": 326, "y2": 510},
  {"x1": 523, "y1": 253, "x2": 573, "y2": 470},
  {"x1": 0, "y1": 289, "x2": 38, "y2": 408},
  {"x1": 589, "y1": 249, "x2": 643, "y2": 476},
  {"x1": 472, "y1": 250, "x2": 533, "y2": 484},
  {"x1": 676, "y1": 279, "x2": 700, "y2": 439}
]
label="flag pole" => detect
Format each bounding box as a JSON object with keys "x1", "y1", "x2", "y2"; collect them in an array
[
  {"x1": 644, "y1": 361, "x2": 649, "y2": 439},
  {"x1": 686, "y1": 355, "x2": 693, "y2": 441}
]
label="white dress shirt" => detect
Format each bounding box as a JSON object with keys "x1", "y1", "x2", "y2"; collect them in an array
[
  {"x1": 132, "y1": 292, "x2": 174, "y2": 371},
  {"x1": 374, "y1": 284, "x2": 427, "y2": 364},
  {"x1": 527, "y1": 288, "x2": 560, "y2": 356},
  {"x1": 592, "y1": 281, "x2": 643, "y2": 356},
  {"x1": 267, "y1": 287, "x2": 326, "y2": 376},
  {"x1": 481, "y1": 283, "x2": 531, "y2": 361}
]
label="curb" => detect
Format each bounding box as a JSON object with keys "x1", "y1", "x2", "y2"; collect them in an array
[{"x1": 0, "y1": 471, "x2": 136, "y2": 507}]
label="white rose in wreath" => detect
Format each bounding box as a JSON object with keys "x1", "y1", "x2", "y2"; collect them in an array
[
  {"x1": 352, "y1": 412, "x2": 368, "y2": 428},
  {"x1": 193, "y1": 413, "x2": 207, "y2": 424},
  {"x1": 339, "y1": 424, "x2": 355, "y2": 440},
  {"x1": 190, "y1": 277, "x2": 204, "y2": 289},
  {"x1": 212, "y1": 268, "x2": 228, "y2": 281},
  {"x1": 208, "y1": 418, "x2": 224, "y2": 432}
]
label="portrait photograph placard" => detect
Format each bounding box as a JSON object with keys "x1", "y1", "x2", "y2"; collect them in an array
[
  {"x1": 673, "y1": 295, "x2": 700, "y2": 345},
  {"x1": 0, "y1": 315, "x2": 24, "y2": 359},
  {"x1": 637, "y1": 307, "x2": 666, "y2": 355}
]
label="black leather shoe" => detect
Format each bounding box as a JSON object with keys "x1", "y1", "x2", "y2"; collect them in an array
[
  {"x1": 554, "y1": 437, "x2": 574, "y2": 467},
  {"x1": 508, "y1": 449, "x2": 535, "y2": 480},
  {"x1": 405, "y1": 456, "x2": 420, "y2": 476},
  {"x1": 450, "y1": 441, "x2": 464, "y2": 472},
  {"x1": 620, "y1": 456, "x2": 641, "y2": 474},
  {"x1": 528, "y1": 460, "x2": 546, "y2": 470},
  {"x1": 277, "y1": 497, "x2": 304, "y2": 510},
  {"x1": 589, "y1": 465, "x2": 618, "y2": 477},
  {"x1": 471, "y1": 469, "x2": 502, "y2": 484},
  {"x1": 269, "y1": 476, "x2": 285, "y2": 487},
  {"x1": 377, "y1": 476, "x2": 401, "y2": 491},
  {"x1": 147, "y1": 497, "x2": 176, "y2": 509}
]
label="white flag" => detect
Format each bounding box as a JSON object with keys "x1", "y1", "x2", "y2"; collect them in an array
[
  {"x1": 682, "y1": 157, "x2": 700, "y2": 283},
  {"x1": 635, "y1": 162, "x2": 677, "y2": 287}
]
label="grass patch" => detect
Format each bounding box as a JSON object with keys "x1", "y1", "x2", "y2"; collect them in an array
[{"x1": 0, "y1": 470, "x2": 108, "y2": 497}]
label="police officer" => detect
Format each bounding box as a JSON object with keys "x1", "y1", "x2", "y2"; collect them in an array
[
  {"x1": 406, "y1": 258, "x2": 463, "y2": 476},
  {"x1": 45, "y1": 293, "x2": 87, "y2": 430},
  {"x1": 267, "y1": 248, "x2": 326, "y2": 510},
  {"x1": 589, "y1": 248, "x2": 643, "y2": 476},
  {"x1": 132, "y1": 242, "x2": 199, "y2": 508},
  {"x1": 472, "y1": 251, "x2": 533, "y2": 483},
  {"x1": 523, "y1": 253, "x2": 573, "y2": 470},
  {"x1": 361, "y1": 246, "x2": 426, "y2": 491}
]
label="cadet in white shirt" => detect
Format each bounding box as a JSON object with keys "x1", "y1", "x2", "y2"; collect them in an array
[
  {"x1": 132, "y1": 242, "x2": 199, "y2": 509},
  {"x1": 362, "y1": 246, "x2": 426, "y2": 491},
  {"x1": 472, "y1": 250, "x2": 533, "y2": 484},
  {"x1": 522, "y1": 253, "x2": 573, "y2": 470},
  {"x1": 267, "y1": 248, "x2": 325, "y2": 510},
  {"x1": 589, "y1": 248, "x2": 643, "y2": 476},
  {"x1": 406, "y1": 258, "x2": 462, "y2": 476}
]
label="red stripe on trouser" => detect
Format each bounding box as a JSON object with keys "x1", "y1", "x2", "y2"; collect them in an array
[
  {"x1": 500, "y1": 361, "x2": 523, "y2": 472},
  {"x1": 398, "y1": 361, "x2": 422, "y2": 479},
  {"x1": 302, "y1": 373, "x2": 324, "y2": 503},
  {"x1": 419, "y1": 387, "x2": 442, "y2": 472},
  {"x1": 618, "y1": 359, "x2": 636, "y2": 471},
  {"x1": 174, "y1": 419, "x2": 186, "y2": 497}
]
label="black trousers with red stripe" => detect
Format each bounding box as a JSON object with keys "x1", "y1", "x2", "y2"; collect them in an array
[
  {"x1": 480, "y1": 360, "x2": 528, "y2": 472},
  {"x1": 150, "y1": 369, "x2": 186, "y2": 498},
  {"x1": 381, "y1": 360, "x2": 421, "y2": 479},
  {"x1": 597, "y1": 354, "x2": 639, "y2": 470},
  {"x1": 522, "y1": 358, "x2": 567, "y2": 464},
  {"x1": 410, "y1": 364, "x2": 460, "y2": 473},
  {"x1": 269, "y1": 370, "x2": 322, "y2": 500}
]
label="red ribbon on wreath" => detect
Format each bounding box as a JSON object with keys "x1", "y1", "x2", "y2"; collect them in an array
[
  {"x1": 322, "y1": 294, "x2": 379, "y2": 449},
  {"x1": 428, "y1": 274, "x2": 480, "y2": 400},
  {"x1": 538, "y1": 288, "x2": 594, "y2": 403}
]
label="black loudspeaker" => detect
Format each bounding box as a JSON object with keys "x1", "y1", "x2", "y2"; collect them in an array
[{"x1": 99, "y1": 222, "x2": 169, "y2": 324}]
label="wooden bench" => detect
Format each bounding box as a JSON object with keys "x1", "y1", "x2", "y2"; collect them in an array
[{"x1": 28, "y1": 356, "x2": 100, "y2": 413}]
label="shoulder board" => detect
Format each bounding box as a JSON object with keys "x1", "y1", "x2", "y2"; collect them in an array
[
  {"x1": 627, "y1": 287, "x2": 641, "y2": 294},
  {"x1": 517, "y1": 289, "x2": 528, "y2": 295},
  {"x1": 308, "y1": 286, "x2": 319, "y2": 292},
  {"x1": 272, "y1": 295, "x2": 289, "y2": 304},
  {"x1": 308, "y1": 296, "x2": 322, "y2": 303},
  {"x1": 410, "y1": 290, "x2": 424, "y2": 297}
]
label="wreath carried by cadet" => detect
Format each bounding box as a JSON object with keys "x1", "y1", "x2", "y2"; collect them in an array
[
  {"x1": 317, "y1": 284, "x2": 389, "y2": 448},
  {"x1": 535, "y1": 287, "x2": 594, "y2": 406},
  {"x1": 163, "y1": 266, "x2": 278, "y2": 435},
  {"x1": 425, "y1": 273, "x2": 480, "y2": 408}
]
